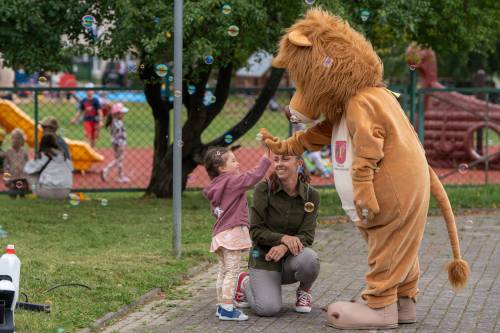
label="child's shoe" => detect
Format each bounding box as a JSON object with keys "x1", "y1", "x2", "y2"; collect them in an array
[
  {"x1": 234, "y1": 272, "x2": 249, "y2": 308},
  {"x1": 215, "y1": 304, "x2": 221, "y2": 317},
  {"x1": 117, "y1": 176, "x2": 130, "y2": 183},
  {"x1": 218, "y1": 305, "x2": 248, "y2": 321}
]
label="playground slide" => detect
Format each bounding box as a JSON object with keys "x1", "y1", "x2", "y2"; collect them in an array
[{"x1": 0, "y1": 99, "x2": 103, "y2": 171}]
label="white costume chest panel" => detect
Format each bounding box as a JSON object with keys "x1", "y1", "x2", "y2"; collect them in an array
[{"x1": 331, "y1": 114, "x2": 360, "y2": 222}]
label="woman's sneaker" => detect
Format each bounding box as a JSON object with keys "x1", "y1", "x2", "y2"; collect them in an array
[
  {"x1": 234, "y1": 272, "x2": 249, "y2": 308},
  {"x1": 218, "y1": 306, "x2": 248, "y2": 321},
  {"x1": 295, "y1": 288, "x2": 312, "y2": 313}
]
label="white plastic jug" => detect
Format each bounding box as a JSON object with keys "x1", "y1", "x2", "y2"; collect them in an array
[{"x1": 0, "y1": 245, "x2": 21, "y2": 312}]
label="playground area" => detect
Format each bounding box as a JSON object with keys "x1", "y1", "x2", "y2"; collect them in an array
[{"x1": 1, "y1": 86, "x2": 499, "y2": 193}]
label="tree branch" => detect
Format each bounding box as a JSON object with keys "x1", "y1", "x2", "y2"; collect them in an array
[{"x1": 205, "y1": 67, "x2": 285, "y2": 148}]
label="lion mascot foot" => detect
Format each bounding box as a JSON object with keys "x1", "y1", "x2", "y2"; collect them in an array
[{"x1": 323, "y1": 301, "x2": 398, "y2": 330}]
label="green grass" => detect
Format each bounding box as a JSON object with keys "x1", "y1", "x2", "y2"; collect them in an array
[
  {"x1": 9, "y1": 93, "x2": 291, "y2": 150},
  {"x1": 0, "y1": 185, "x2": 498, "y2": 332}
]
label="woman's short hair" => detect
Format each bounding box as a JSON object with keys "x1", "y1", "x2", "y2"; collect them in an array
[
  {"x1": 204, "y1": 147, "x2": 230, "y2": 179},
  {"x1": 39, "y1": 133, "x2": 62, "y2": 159}
]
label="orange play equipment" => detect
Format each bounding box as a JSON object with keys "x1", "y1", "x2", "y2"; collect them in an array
[{"x1": 0, "y1": 99, "x2": 103, "y2": 171}]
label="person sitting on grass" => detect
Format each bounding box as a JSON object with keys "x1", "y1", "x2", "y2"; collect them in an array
[
  {"x1": 233, "y1": 153, "x2": 321, "y2": 317},
  {"x1": 24, "y1": 133, "x2": 73, "y2": 200},
  {"x1": 203, "y1": 144, "x2": 271, "y2": 321},
  {"x1": 41, "y1": 116, "x2": 71, "y2": 160},
  {"x1": 3, "y1": 128, "x2": 29, "y2": 198}
]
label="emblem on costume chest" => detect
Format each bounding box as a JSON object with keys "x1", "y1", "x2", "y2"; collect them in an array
[{"x1": 335, "y1": 140, "x2": 347, "y2": 164}]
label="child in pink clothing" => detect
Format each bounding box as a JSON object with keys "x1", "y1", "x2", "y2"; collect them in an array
[{"x1": 203, "y1": 145, "x2": 271, "y2": 321}]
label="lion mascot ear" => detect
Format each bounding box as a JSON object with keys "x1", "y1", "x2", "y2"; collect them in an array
[{"x1": 288, "y1": 30, "x2": 312, "y2": 47}]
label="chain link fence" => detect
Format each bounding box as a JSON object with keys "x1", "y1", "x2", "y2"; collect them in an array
[{"x1": 0, "y1": 86, "x2": 499, "y2": 194}]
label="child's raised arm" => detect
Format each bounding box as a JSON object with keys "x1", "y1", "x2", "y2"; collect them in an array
[{"x1": 227, "y1": 152, "x2": 271, "y2": 191}]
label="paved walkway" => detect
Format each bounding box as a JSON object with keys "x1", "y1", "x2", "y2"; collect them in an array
[{"x1": 102, "y1": 212, "x2": 500, "y2": 333}]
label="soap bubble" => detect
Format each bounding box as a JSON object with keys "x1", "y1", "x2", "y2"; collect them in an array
[
  {"x1": 204, "y1": 55, "x2": 214, "y2": 65},
  {"x1": 128, "y1": 64, "x2": 137, "y2": 73},
  {"x1": 69, "y1": 194, "x2": 80, "y2": 206},
  {"x1": 360, "y1": 9, "x2": 371, "y2": 22},
  {"x1": 31, "y1": 183, "x2": 37, "y2": 192},
  {"x1": 177, "y1": 140, "x2": 184, "y2": 147},
  {"x1": 140, "y1": 64, "x2": 145, "y2": 69},
  {"x1": 304, "y1": 0, "x2": 315, "y2": 5},
  {"x1": 100, "y1": 198, "x2": 108, "y2": 207},
  {"x1": 57, "y1": 328, "x2": 65, "y2": 333},
  {"x1": 174, "y1": 90, "x2": 182, "y2": 98},
  {"x1": 458, "y1": 163, "x2": 469, "y2": 174},
  {"x1": 464, "y1": 219, "x2": 473, "y2": 230},
  {"x1": 155, "y1": 64, "x2": 168, "y2": 77},
  {"x1": 227, "y1": 25, "x2": 240, "y2": 37},
  {"x1": 168, "y1": 96, "x2": 174, "y2": 103},
  {"x1": 222, "y1": 4, "x2": 232, "y2": 15},
  {"x1": 3, "y1": 173, "x2": 11, "y2": 181},
  {"x1": 38, "y1": 76, "x2": 47, "y2": 84},
  {"x1": 187, "y1": 85, "x2": 196, "y2": 95},
  {"x1": 165, "y1": 31, "x2": 172, "y2": 38},
  {"x1": 323, "y1": 57, "x2": 333, "y2": 68},
  {"x1": 203, "y1": 92, "x2": 216, "y2": 106},
  {"x1": 15, "y1": 180, "x2": 24, "y2": 189},
  {"x1": 81, "y1": 15, "x2": 95, "y2": 28},
  {"x1": 168, "y1": 76, "x2": 174, "y2": 82},
  {"x1": 256, "y1": 133, "x2": 263, "y2": 141},
  {"x1": 224, "y1": 134, "x2": 234, "y2": 144},
  {"x1": 62, "y1": 213, "x2": 69, "y2": 220},
  {"x1": 154, "y1": 17, "x2": 160, "y2": 24},
  {"x1": 409, "y1": 64, "x2": 416, "y2": 71}
]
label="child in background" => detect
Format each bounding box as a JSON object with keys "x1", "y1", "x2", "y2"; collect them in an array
[
  {"x1": 203, "y1": 145, "x2": 271, "y2": 321},
  {"x1": 3, "y1": 129, "x2": 29, "y2": 198},
  {"x1": 70, "y1": 83, "x2": 103, "y2": 147},
  {"x1": 101, "y1": 103, "x2": 130, "y2": 183}
]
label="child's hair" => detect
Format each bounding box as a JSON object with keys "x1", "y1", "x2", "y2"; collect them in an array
[
  {"x1": 11, "y1": 128, "x2": 26, "y2": 144},
  {"x1": 105, "y1": 113, "x2": 113, "y2": 129},
  {"x1": 38, "y1": 133, "x2": 65, "y2": 160},
  {"x1": 267, "y1": 155, "x2": 310, "y2": 192},
  {"x1": 204, "y1": 147, "x2": 230, "y2": 179}
]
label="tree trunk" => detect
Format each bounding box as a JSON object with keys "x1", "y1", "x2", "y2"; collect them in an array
[{"x1": 145, "y1": 65, "x2": 285, "y2": 198}]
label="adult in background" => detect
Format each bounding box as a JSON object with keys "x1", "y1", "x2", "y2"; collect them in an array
[
  {"x1": 24, "y1": 133, "x2": 73, "y2": 200},
  {"x1": 41, "y1": 116, "x2": 71, "y2": 160}
]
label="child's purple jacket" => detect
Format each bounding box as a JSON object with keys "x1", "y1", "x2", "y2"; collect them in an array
[{"x1": 203, "y1": 156, "x2": 271, "y2": 237}]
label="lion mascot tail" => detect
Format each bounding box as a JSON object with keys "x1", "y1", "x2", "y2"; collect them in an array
[{"x1": 429, "y1": 167, "x2": 469, "y2": 289}]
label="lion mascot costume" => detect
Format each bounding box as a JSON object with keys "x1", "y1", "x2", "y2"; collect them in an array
[{"x1": 260, "y1": 8, "x2": 469, "y2": 330}]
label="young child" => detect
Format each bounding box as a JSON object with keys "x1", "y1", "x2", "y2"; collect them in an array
[
  {"x1": 3, "y1": 129, "x2": 29, "y2": 198},
  {"x1": 203, "y1": 145, "x2": 271, "y2": 321},
  {"x1": 101, "y1": 103, "x2": 130, "y2": 183},
  {"x1": 71, "y1": 83, "x2": 103, "y2": 147}
]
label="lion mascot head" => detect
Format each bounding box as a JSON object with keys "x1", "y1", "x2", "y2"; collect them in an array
[{"x1": 273, "y1": 8, "x2": 384, "y2": 125}]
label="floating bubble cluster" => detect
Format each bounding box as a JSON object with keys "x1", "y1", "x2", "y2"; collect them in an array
[
  {"x1": 155, "y1": 64, "x2": 168, "y2": 77},
  {"x1": 224, "y1": 134, "x2": 234, "y2": 144},
  {"x1": 222, "y1": 4, "x2": 232, "y2": 15},
  {"x1": 458, "y1": 163, "x2": 469, "y2": 174},
  {"x1": 360, "y1": 9, "x2": 371, "y2": 22},
  {"x1": 227, "y1": 25, "x2": 240, "y2": 37},
  {"x1": 204, "y1": 55, "x2": 214, "y2": 65}
]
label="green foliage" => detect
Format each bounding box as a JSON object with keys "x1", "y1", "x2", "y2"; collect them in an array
[{"x1": 1, "y1": 1, "x2": 499, "y2": 81}]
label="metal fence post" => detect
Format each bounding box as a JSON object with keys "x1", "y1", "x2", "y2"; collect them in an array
[
  {"x1": 485, "y1": 93, "x2": 490, "y2": 185},
  {"x1": 34, "y1": 90, "x2": 39, "y2": 154},
  {"x1": 417, "y1": 91, "x2": 425, "y2": 143},
  {"x1": 409, "y1": 69, "x2": 417, "y2": 126},
  {"x1": 172, "y1": 0, "x2": 183, "y2": 259}
]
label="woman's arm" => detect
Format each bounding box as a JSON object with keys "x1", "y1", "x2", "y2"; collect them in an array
[
  {"x1": 296, "y1": 189, "x2": 320, "y2": 247},
  {"x1": 250, "y1": 182, "x2": 285, "y2": 247},
  {"x1": 23, "y1": 154, "x2": 49, "y2": 174}
]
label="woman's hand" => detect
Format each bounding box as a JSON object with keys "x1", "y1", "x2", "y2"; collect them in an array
[
  {"x1": 265, "y1": 244, "x2": 288, "y2": 262},
  {"x1": 280, "y1": 235, "x2": 304, "y2": 256}
]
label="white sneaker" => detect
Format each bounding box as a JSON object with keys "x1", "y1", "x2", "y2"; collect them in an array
[
  {"x1": 101, "y1": 169, "x2": 109, "y2": 182},
  {"x1": 117, "y1": 176, "x2": 130, "y2": 183}
]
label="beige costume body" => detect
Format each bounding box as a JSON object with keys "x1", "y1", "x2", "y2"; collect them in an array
[{"x1": 260, "y1": 9, "x2": 468, "y2": 328}]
